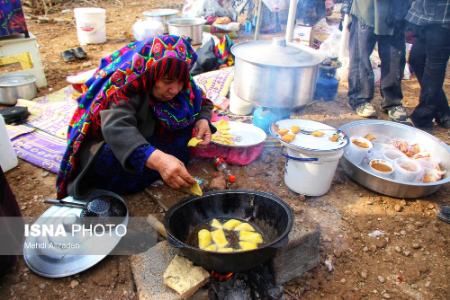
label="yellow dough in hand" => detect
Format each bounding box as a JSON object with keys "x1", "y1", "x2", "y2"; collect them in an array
[
  {"x1": 210, "y1": 219, "x2": 223, "y2": 229},
  {"x1": 188, "y1": 137, "x2": 203, "y2": 147},
  {"x1": 239, "y1": 241, "x2": 258, "y2": 251},
  {"x1": 198, "y1": 229, "x2": 212, "y2": 249},
  {"x1": 239, "y1": 231, "x2": 263, "y2": 244},
  {"x1": 189, "y1": 181, "x2": 203, "y2": 196},
  {"x1": 211, "y1": 229, "x2": 228, "y2": 248},
  {"x1": 234, "y1": 222, "x2": 255, "y2": 232},
  {"x1": 222, "y1": 219, "x2": 242, "y2": 230}
]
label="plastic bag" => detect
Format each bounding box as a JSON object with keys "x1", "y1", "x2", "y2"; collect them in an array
[{"x1": 132, "y1": 19, "x2": 164, "y2": 41}]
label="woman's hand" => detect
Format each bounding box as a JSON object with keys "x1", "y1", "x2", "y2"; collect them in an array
[
  {"x1": 194, "y1": 119, "x2": 212, "y2": 145},
  {"x1": 146, "y1": 150, "x2": 196, "y2": 189}
]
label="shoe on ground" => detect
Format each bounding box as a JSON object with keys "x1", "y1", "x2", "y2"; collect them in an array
[
  {"x1": 72, "y1": 47, "x2": 87, "y2": 59},
  {"x1": 61, "y1": 49, "x2": 76, "y2": 62},
  {"x1": 436, "y1": 116, "x2": 450, "y2": 129},
  {"x1": 355, "y1": 102, "x2": 377, "y2": 118},
  {"x1": 437, "y1": 205, "x2": 450, "y2": 224},
  {"x1": 406, "y1": 117, "x2": 433, "y2": 133},
  {"x1": 387, "y1": 105, "x2": 408, "y2": 122}
]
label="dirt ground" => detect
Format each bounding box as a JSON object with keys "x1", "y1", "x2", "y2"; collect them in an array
[{"x1": 1, "y1": 1, "x2": 449, "y2": 299}]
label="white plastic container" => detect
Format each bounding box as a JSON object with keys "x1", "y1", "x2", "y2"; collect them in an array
[
  {"x1": 284, "y1": 147, "x2": 344, "y2": 196},
  {"x1": 0, "y1": 115, "x2": 18, "y2": 172},
  {"x1": 229, "y1": 83, "x2": 253, "y2": 115},
  {"x1": 74, "y1": 8, "x2": 106, "y2": 45}
]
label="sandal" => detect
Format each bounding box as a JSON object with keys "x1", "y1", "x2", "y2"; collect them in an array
[
  {"x1": 437, "y1": 205, "x2": 450, "y2": 224},
  {"x1": 72, "y1": 47, "x2": 87, "y2": 59},
  {"x1": 61, "y1": 49, "x2": 76, "y2": 62}
]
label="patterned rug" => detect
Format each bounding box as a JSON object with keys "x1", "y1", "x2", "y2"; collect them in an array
[
  {"x1": 6, "y1": 85, "x2": 77, "y2": 173},
  {"x1": 6, "y1": 68, "x2": 235, "y2": 173}
]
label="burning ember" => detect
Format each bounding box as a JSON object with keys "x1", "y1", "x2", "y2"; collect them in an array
[{"x1": 211, "y1": 271, "x2": 234, "y2": 282}]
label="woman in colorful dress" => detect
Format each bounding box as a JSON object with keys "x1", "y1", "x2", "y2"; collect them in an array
[{"x1": 56, "y1": 35, "x2": 214, "y2": 199}]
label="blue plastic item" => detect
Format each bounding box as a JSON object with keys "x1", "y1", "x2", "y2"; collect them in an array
[
  {"x1": 252, "y1": 107, "x2": 291, "y2": 133},
  {"x1": 314, "y1": 64, "x2": 339, "y2": 101}
]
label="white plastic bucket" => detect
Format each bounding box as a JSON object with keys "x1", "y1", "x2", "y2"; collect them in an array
[
  {"x1": 74, "y1": 7, "x2": 106, "y2": 45},
  {"x1": 229, "y1": 83, "x2": 253, "y2": 115},
  {"x1": 284, "y1": 147, "x2": 344, "y2": 196},
  {"x1": 0, "y1": 115, "x2": 18, "y2": 172}
]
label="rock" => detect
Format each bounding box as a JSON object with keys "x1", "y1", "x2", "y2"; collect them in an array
[
  {"x1": 382, "y1": 292, "x2": 391, "y2": 299},
  {"x1": 427, "y1": 203, "x2": 434, "y2": 209},
  {"x1": 375, "y1": 239, "x2": 388, "y2": 249},
  {"x1": 362, "y1": 246, "x2": 369, "y2": 252},
  {"x1": 394, "y1": 204, "x2": 402, "y2": 212},
  {"x1": 400, "y1": 230, "x2": 406, "y2": 235},
  {"x1": 412, "y1": 243, "x2": 421, "y2": 249},
  {"x1": 70, "y1": 280, "x2": 79, "y2": 289},
  {"x1": 360, "y1": 270, "x2": 368, "y2": 279},
  {"x1": 41, "y1": 171, "x2": 50, "y2": 178},
  {"x1": 39, "y1": 283, "x2": 46, "y2": 290},
  {"x1": 207, "y1": 173, "x2": 226, "y2": 190},
  {"x1": 366, "y1": 199, "x2": 374, "y2": 205},
  {"x1": 403, "y1": 250, "x2": 411, "y2": 257},
  {"x1": 340, "y1": 278, "x2": 346, "y2": 283},
  {"x1": 395, "y1": 246, "x2": 401, "y2": 253},
  {"x1": 425, "y1": 281, "x2": 431, "y2": 288},
  {"x1": 333, "y1": 249, "x2": 342, "y2": 258},
  {"x1": 377, "y1": 276, "x2": 385, "y2": 283},
  {"x1": 400, "y1": 200, "x2": 407, "y2": 206}
]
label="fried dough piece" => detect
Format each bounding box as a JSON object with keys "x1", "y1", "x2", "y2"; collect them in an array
[
  {"x1": 198, "y1": 229, "x2": 212, "y2": 249},
  {"x1": 187, "y1": 137, "x2": 203, "y2": 147},
  {"x1": 291, "y1": 125, "x2": 300, "y2": 134},
  {"x1": 239, "y1": 241, "x2": 258, "y2": 251},
  {"x1": 210, "y1": 219, "x2": 223, "y2": 229},
  {"x1": 211, "y1": 229, "x2": 228, "y2": 248},
  {"x1": 311, "y1": 130, "x2": 325, "y2": 137},
  {"x1": 281, "y1": 133, "x2": 295, "y2": 143},
  {"x1": 203, "y1": 244, "x2": 217, "y2": 251},
  {"x1": 216, "y1": 247, "x2": 234, "y2": 253},
  {"x1": 278, "y1": 128, "x2": 289, "y2": 136},
  {"x1": 239, "y1": 231, "x2": 263, "y2": 244},
  {"x1": 234, "y1": 222, "x2": 255, "y2": 232},
  {"x1": 223, "y1": 219, "x2": 242, "y2": 230}
]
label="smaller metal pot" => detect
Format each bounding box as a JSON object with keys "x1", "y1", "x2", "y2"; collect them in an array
[
  {"x1": 0, "y1": 74, "x2": 37, "y2": 105},
  {"x1": 167, "y1": 18, "x2": 205, "y2": 45}
]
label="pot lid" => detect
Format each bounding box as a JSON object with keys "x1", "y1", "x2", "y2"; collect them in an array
[
  {"x1": 143, "y1": 8, "x2": 179, "y2": 17},
  {"x1": 23, "y1": 193, "x2": 128, "y2": 278},
  {"x1": 0, "y1": 74, "x2": 36, "y2": 87},
  {"x1": 231, "y1": 39, "x2": 324, "y2": 67},
  {"x1": 272, "y1": 119, "x2": 348, "y2": 152}
]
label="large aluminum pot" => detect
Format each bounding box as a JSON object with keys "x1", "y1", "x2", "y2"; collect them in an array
[
  {"x1": 143, "y1": 8, "x2": 179, "y2": 33},
  {"x1": 167, "y1": 18, "x2": 205, "y2": 45},
  {"x1": 339, "y1": 120, "x2": 450, "y2": 198},
  {"x1": 231, "y1": 39, "x2": 324, "y2": 108},
  {"x1": 0, "y1": 74, "x2": 37, "y2": 105}
]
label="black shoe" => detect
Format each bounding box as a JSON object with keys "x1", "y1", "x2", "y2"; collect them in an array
[
  {"x1": 72, "y1": 47, "x2": 87, "y2": 59},
  {"x1": 407, "y1": 117, "x2": 433, "y2": 133},
  {"x1": 436, "y1": 116, "x2": 450, "y2": 129},
  {"x1": 437, "y1": 205, "x2": 450, "y2": 224},
  {"x1": 61, "y1": 49, "x2": 76, "y2": 62}
]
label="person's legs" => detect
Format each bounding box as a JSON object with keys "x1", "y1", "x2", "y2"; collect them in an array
[
  {"x1": 411, "y1": 25, "x2": 450, "y2": 129},
  {"x1": 377, "y1": 22, "x2": 407, "y2": 121},
  {"x1": 348, "y1": 17, "x2": 377, "y2": 116}
]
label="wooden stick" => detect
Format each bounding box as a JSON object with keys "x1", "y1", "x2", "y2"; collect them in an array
[{"x1": 146, "y1": 214, "x2": 167, "y2": 238}]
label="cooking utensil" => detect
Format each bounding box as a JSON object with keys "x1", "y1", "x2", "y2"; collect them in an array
[
  {"x1": 44, "y1": 198, "x2": 111, "y2": 217},
  {"x1": 143, "y1": 8, "x2": 179, "y2": 33},
  {"x1": 0, "y1": 74, "x2": 37, "y2": 105},
  {"x1": 24, "y1": 189, "x2": 129, "y2": 278},
  {"x1": 231, "y1": 38, "x2": 324, "y2": 108},
  {"x1": 167, "y1": 18, "x2": 205, "y2": 45},
  {"x1": 339, "y1": 120, "x2": 450, "y2": 198},
  {"x1": 164, "y1": 190, "x2": 293, "y2": 273}
]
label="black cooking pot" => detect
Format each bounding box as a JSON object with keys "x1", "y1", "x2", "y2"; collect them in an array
[{"x1": 164, "y1": 190, "x2": 293, "y2": 273}]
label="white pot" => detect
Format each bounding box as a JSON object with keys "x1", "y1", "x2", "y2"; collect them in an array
[
  {"x1": 167, "y1": 18, "x2": 205, "y2": 45},
  {"x1": 284, "y1": 147, "x2": 344, "y2": 196}
]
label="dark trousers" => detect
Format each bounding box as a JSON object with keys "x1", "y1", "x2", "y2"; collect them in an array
[
  {"x1": 409, "y1": 24, "x2": 450, "y2": 127},
  {"x1": 348, "y1": 17, "x2": 405, "y2": 110}
]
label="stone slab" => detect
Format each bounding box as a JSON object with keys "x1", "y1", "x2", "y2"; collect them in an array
[
  {"x1": 130, "y1": 241, "x2": 181, "y2": 300},
  {"x1": 272, "y1": 219, "x2": 321, "y2": 285}
]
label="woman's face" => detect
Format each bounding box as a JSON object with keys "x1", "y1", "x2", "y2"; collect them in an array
[{"x1": 152, "y1": 77, "x2": 184, "y2": 102}]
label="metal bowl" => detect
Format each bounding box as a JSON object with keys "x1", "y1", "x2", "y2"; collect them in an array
[
  {"x1": 339, "y1": 120, "x2": 450, "y2": 198},
  {"x1": 0, "y1": 74, "x2": 37, "y2": 105}
]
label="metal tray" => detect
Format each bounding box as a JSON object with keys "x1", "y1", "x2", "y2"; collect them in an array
[{"x1": 339, "y1": 120, "x2": 450, "y2": 198}]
